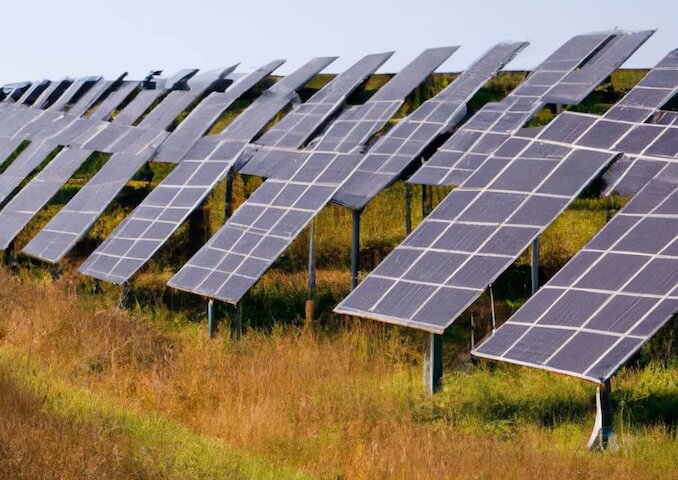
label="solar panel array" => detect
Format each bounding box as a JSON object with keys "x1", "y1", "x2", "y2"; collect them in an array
[
  {"x1": 409, "y1": 31, "x2": 652, "y2": 186},
  {"x1": 78, "y1": 57, "x2": 336, "y2": 282},
  {"x1": 167, "y1": 47, "x2": 464, "y2": 302},
  {"x1": 23, "y1": 65, "x2": 274, "y2": 263},
  {"x1": 332, "y1": 42, "x2": 528, "y2": 211},
  {"x1": 335, "y1": 31, "x2": 656, "y2": 333},
  {"x1": 473, "y1": 162, "x2": 678, "y2": 382},
  {"x1": 239, "y1": 51, "x2": 394, "y2": 177}
]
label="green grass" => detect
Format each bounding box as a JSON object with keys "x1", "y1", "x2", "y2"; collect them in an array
[{"x1": 0, "y1": 348, "x2": 313, "y2": 480}]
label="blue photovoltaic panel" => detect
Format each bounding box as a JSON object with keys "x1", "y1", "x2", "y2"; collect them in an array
[
  {"x1": 332, "y1": 42, "x2": 528, "y2": 211},
  {"x1": 0, "y1": 148, "x2": 93, "y2": 249},
  {"x1": 167, "y1": 48, "x2": 462, "y2": 302},
  {"x1": 239, "y1": 51, "x2": 394, "y2": 177},
  {"x1": 409, "y1": 31, "x2": 652, "y2": 186},
  {"x1": 20, "y1": 64, "x2": 271, "y2": 263},
  {"x1": 77, "y1": 58, "x2": 336, "y2": 282},
  {"x1": 334, "y1": 129, "x2": 618, "y2": 332},
  {"x1": 473, "y1": 162, "x2": 678, "y2": 383},
  {"x1": 155, "y1": 60, "x2": 285, "y2": 163}
]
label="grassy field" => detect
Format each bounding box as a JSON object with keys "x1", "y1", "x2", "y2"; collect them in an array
[
  {"x1": 1, "y1": 68, "x2": 676, "y2": 478},
  {"x1": 0, "y1": 269, "x2": 676, "y2": 479}
]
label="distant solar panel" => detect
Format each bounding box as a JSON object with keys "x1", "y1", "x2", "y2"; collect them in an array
[
  {"x1": 0, "y1": 148, "x2": 93, "y2": 249},
  {"x1": 17, "y1": 80, "x2": 50, "y2": 106},
  {"x1": 332, "y1": 42, "x2": 528, "y2": 211},
  {"x1": 473, "y1": 162, "x2": 678, "y2": 383},
  {"x1": 155, "y1": 60, "x2": 285, "y2": 163},
  {"x1": 167, "y1": 48, "x2": 459, "y2": 301},
  {"x1": 48, "y1": 76, "x2": 101, "y2": 112},
  {"x1": 22, "y1": 65, "x2": 269, "y2": 263},
  {"x1": 334, "y1": 136, "x2": 618, "y2": 332},
  {"x1": 239, "y1": 51, "x2": 394, "y2": 176},
  {"x1": 78, "y1": 57, "x2": 338, "y2": 282},
  {"x1": 409, "y1": 31, "x2": 652, "y2": 186}
]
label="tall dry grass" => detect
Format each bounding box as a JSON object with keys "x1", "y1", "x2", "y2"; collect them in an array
[{"x1": 0, "y1": 269, "x2": 675, "y2": 479}]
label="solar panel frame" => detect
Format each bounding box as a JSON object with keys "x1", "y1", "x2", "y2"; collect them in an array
[
  {"x1": 332, "y1": 42, "x2": 528, "y2": 211},
  {"x1": 409, "y1": 31, "x2": 653, "y2": 187},
  {"x1": 473, "y1": 162, "x2": 678, "y2": 383},
  {"x1": 76, "y1": 58, "x2": 337, "y2": 281}
]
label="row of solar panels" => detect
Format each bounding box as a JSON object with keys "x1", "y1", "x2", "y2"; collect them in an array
[{"x1": 0, "y1": 30, "x2": 675, "y2": 387}]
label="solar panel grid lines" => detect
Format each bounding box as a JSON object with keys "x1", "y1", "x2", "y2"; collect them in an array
[
  {"x1": 332, "y1": 42, "x2": 529, "y2": 211},
  {"x1": 0, "y1": 140, "x2": 60, "y2": 205},
  {"x1": 472, "y1": 162, "x2": 678, "y2": 383},
  {"x1": 77, "y1": 57, "x2": 336, "y2": 282},
  {"x1": 543, "y1": 30, "x2": 654, "y2": 105},
  {"x1": 21, "y1": 61, "x2": 289, "y2": 264},
  {"x1": 166, "y1": 47, "x2": 462, "y2": 301},
  {"x1": 155, "y1": 60, "x2": 286, "y2": 163},
  {"x1": 241, "y1": 52, "x2": 394, "y2": 164},
  {"x1": 167, "y1": 150, "x2": 365, "y2": 303},
  {"x1": 22, "y1": 151, "x2": 152, "y2": 263},
  {"x1": 334, "y1": 139, "x2": 620, "y2": 333},
  {"x1": 409, "y1": 31, "x2": 652, "y2": 187},
  {"x1": 0, "y1": 148, "x2": 94, "y2": 249}
]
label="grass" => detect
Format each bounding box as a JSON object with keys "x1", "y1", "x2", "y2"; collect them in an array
[
  {"x1": 0, "y1": 269, "x2": 675, "y2": 479},
  {"x1": 0, "y1": 351, "x2": 311, "y2": 480}
]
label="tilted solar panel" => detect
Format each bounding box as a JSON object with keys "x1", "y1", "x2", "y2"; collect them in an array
[{"x1": 473, "y1": 162, "x2": 678, "y2": 383}]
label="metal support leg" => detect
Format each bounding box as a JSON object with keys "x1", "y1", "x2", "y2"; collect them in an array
[
  {"x1": 422, "y1": 184, "x2": 433, "y2": 217},
  {"x1": 4, "y1": 240, "x2": 15, "y2": 270},
  {"x1": 351, "y1": 209, "x2": 362, "y2": 290},
  {"x1": 207, "y1": 299, "x2": 216, "y2": 338},
  {"x1": 306, "y1": 219, "x2": 316, "y2": 323},
  {"x1": 225, "y1": 172, "x2": 234, "y2": 219},
  {"x1": 230, "y1": 302, "x2": 243, "y2": 340},
  {"x1": 423, "y1": 333, "x2": 443, "y2": 395},
  {"x1": 587, "y1": 379, "x2": 616, "y2": 450},
  {"x1": 531, "y1": 237, "x2": 539, "y2": 295},
  {"x1": 404, "y1": 183, "x2": 412, "y2": 234}
]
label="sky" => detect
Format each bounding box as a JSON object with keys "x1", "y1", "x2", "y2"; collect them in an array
[{"x1": 1, "y1": 0, "x2": 676, "y2": 84}]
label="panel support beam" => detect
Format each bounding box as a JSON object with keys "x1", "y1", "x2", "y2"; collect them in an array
[
  {"x1": 207, "y1": 299, "x2": 217, "y2": 338},
  {"x1": 404, "y1": 183, "x2": 412, "y2": 234},
  {"x1": 531, "y1": 237, "x2": 540, "y2": 295},
  {"x1": 351, "y1": 209, "x2": 362, "y2": 290},
  {"x1": 587, "y1": 379, "x2": 616, "y2": 450},
  {"x1": 230, "y1": 303, "x2": 243, "y2": 340},
  {"x1": 422, "y1": 184, "x2": 433, "y2": 217},
  {"x1": 225, "y1": 171, "x2": 234, "y2": 219},
  {"x1": 423, "y1": 333, "x2": 443, "y2": 395},
  {"x1": 306, "y1": 219, "x2": 317, "y2": 323}
]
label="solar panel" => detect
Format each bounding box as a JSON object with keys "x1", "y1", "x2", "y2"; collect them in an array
[
  {"x1": 22, "y1": 151, "x2": 151, "y2": 262},
  {"x1": 332, "y1": 42, "x2": 528, "y2": 211},
  {"x1": 167, "y1": 48, "x2": 459, "y2": 302},
  {"x1": 334, "y1": 131, "x2": 618, "y2": 332},
  {"x1": 77, "y1": 57, "x2": 337, "y2": 282},
  {"x1": 409, "y1": 31, "x2": 652, "y2": 186},
  {"x1": 67, "y1": 72, "x2": 127, "y2": 117},
  {"x1": 473, "y1": 162, "x2": 678, "y2": 383},
  {"x1": 155, "y1": 60, "x2": 286, "y2": 163},
  {"x1": 17, "y1": 80, "x2": 50, "y2": 106},
  {"x1": 86, "y1": 81, "x2": 139, "y2": 121},
  {"x1": 0, "y1": 148, "x2": 93, "y2": 249},
  {"x1": 22, "y1": 62, "x2": 287, "y2": 264},
  {"x1": 239, "y1": 52, "x2": 394, "y2": 177},
  {"x1": 0, "y1": 141, "x2": 59, "y2": 205},
  {"x1": 32, "y1": 79, "x2": 70, "y2": 110},
  {"x1": 48, "y1": 76, "x2": 101, "y2": 112}
]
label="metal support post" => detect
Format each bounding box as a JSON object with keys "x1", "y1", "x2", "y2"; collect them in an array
[
  {"x1": 351, "y1": 209, "x2": 362, "y2": 290},
  {"x1": 531, "y1": 237, "x2": 540, "y2": 295},
  {"x1": 404, "y1": 183, "x2": 412, "y2": 234},
  {"x1": 230, "y1": 302, "x2": 243, "y2": 340},
  {"x1": 306, "y1": 219, "x2": 316, "y2": 323},
  {"x1": 587, "y1": 379, "x2": 616, "y2": 450},
  {"x1": 423, "y1": 332, "x2": 443, "y2": 395},
  {"x1": 207, "y1": 299, "x2": 216, "y2": 338},
  {"x1": 225, "y1": 172, "x2": 234, "y2": 219}
]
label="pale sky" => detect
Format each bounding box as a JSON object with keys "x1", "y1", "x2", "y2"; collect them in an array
[{"x1": 1, "y1": 0, "x2": 675, "y2": 84}]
